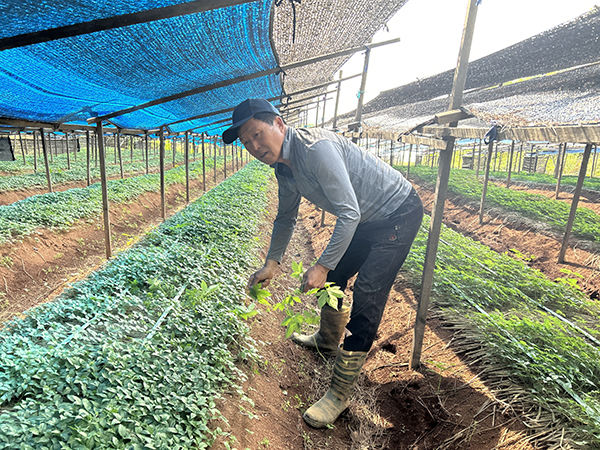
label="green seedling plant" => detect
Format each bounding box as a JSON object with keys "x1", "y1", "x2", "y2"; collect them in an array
[
  {"x1": 554, "y1": 268, "x2": 585, "y2": 291},
  {"x1": 248, "y1": 261, "x2": 344, "y2": 338}
]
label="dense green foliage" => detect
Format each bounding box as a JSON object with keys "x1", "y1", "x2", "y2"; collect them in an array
[
  {"x1": 0, "y1": 158, "x2": 225, "y2": 245},
  {"x1": 402, "y1": 165, "x2": 600, "y2": 245},
  {"x1": 0, "y1": 161, "x2": 271, "y2": 449},
  {"x1": 404, "y1": 216, "x2": 600, "y2": 446}
]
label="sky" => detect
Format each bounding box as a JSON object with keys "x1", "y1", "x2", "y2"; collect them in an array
[{"x1": 321, "y1": 0, "x2": 599, "y2": 120}]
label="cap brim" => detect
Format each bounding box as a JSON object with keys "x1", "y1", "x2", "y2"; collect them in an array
[{"x1": 222, "y1": 116, "x2": 252, "y2": 144}]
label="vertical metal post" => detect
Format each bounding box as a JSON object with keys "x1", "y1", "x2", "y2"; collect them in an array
[
  {"x1": 18, "y1": 132, "x2": 26, "y2": 164},
  {"x1": 479, "y1": 140, "x2": 495, "y2": 224},
  {"x1": 506, "y1": 140, "x2": 515, "y2": 188},
  {"x1": 410, "y1": 0, "x2": 479, "y2": 370},
  {"x1": 33, "y1": 130, "x2": 38, "y2": 172},
  {"x1": 321, "y1": 95, "x2": 327, "y2": 128},
  {"x1": 145, "y1": 132, "x2": 149, "y2": 174},
  {"x1": 96, "y1": 122, "x2": 112, "y2": 259},
  {"x1": 172, "y1": 136, "x2": 176, "y2": 167},
  {"x1": 332, "y1": 71, "x2": 343, "y2": 130},
  {"x1": 117, "y1": 128, "x2": 124, "y2": 179},
  {"x1": 389, "y1": 140, "x2": 394, "y2": 166},
  {"x1": 39, "y1": 129, "x2": 53, "y2": 193},
  {"x1": 354, "y1": 48, "x2": 371, "y2": 127},
  {"x1": 213, "y1": 136, "x2": 217, "y2": 183},
  {"x1": 86, "y1": 130, "x2": 91, "y2": 186},
  {"x1": 65, "y1": 132, "x2": 71, "y2": 170},
  {"x1": 159, "y1": 126, "x2": 166, "y2": 220},
  {"x1": 184, "y1": 131, "x2": 190, "y2": 203},
  {"x1": 558, "y1": 143, "x2": 593, "y2": 263},
  {"x1": 201, "y1": 134, "x2": 206, "y2": 191}
]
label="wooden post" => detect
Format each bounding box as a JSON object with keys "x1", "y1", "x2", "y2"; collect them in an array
[
  {"x1": 410, "y1": 0, "x2": 479, "y2": 370},
  {"x1": 86, "y1": 130, "x2": 91, "y2": 186},
  {"x1": 506, "y1": 140, "x2": 515, "y2": 188},
  {"x1": 159, "y1": 126, "x2": 166, "y2": 220},
  {"x1": 332, "y1": 71, "x2": 343, "y2": 130},
  {"x1": 201, "y1": 134, "x2": 206, "y2": 191},
  {"x1": 479, "y1": 140, "x2": 495, "y2": 224},
  {"x1": 553, "y1": 143, "x2": 562, "y2": 178},
  {"x1": 39, "y1": 129, "x2": 53, "y2": 193},
  {"x1": 558, "y1": 143, "x2": 593, "y2": 263},
  {"x1": 320, "y1": 209, "x2": 326, "y2": 227},
  {"x1": 117, "y1": 129, "x2": 124, "y2": 179},
  {"x1": 96, "y1": 122, "x2": 112, "y2": 259}
]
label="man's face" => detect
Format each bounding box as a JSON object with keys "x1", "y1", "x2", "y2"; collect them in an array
[{"x1": 238, "y1": 116, "x2": 286, "y2": 165}]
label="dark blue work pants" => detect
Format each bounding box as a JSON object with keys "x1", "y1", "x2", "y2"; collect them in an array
[{"x1": 326, "y1": 188, "x2": 423, "y2": 352}]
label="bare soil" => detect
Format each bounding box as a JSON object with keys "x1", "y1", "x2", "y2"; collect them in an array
[{"x1": 2, "y1": 168, "x2": 599, "y2": 449}]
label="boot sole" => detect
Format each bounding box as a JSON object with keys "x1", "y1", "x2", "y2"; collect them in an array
[{"x1": 302, "y1": 407, "x2": 349, "y2": 429}]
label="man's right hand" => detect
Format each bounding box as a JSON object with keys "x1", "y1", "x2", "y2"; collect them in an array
[{"x1": 247, "y1": 259, "x2": 279, "y2": 290}]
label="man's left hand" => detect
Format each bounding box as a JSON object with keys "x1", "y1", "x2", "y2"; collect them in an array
[{"x1": 300, "y1": 263, "x2": 330, "y2": 293}]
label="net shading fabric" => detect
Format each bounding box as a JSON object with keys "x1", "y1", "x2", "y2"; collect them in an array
[{"x1": 0, "y1": 0, "x2": 282, "y2": 134}]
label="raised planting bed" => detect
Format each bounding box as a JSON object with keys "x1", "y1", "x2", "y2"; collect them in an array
[
  {"x1": 403, "y1": 215, "x2": 600, "y2": 448},
  {"x1": 0, "y1": 157, "x2": 228, "y2": 245},
  {"x1": 403, "y1": 165, "x2": 600, "y2": 245},
  {"x1": 0, "y1": 161, "x2": 271, "y2": 449}
]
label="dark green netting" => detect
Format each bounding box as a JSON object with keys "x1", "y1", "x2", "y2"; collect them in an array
[{"x1": 0, "y1": 0, "x2": 281, "y2": 134}]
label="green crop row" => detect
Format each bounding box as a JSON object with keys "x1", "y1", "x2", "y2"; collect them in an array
[
  {"x1": 488, "y1": 170, "x2": 600, "y2": 193},
  {"x1": 404, "y1": 216, "x2": 600, "y2": 447},
  {"x1": 402, "y1": 165, "x2": 600, "y2": 245},
  {"x1": 0, "y1": 144, "x2": 238, "y2": 192},
  {"x1": 0, "y1": 157, "x2": 230, "y2": 245},
  {"x1": 0, "y1": 161, "x2": 271, "y2": 449}
]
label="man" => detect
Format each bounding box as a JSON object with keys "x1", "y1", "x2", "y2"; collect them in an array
[{"x1": 222, "y1": 98, "x2": 423, "y2": 428}]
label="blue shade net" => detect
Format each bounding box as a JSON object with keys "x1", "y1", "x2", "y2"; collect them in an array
[{"x1": 0, "y1": 0, "x2": 283, "y2": 134}]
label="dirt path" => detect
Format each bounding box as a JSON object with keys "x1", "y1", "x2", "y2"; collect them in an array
[{"x1": 213, "y1": 198, "x2": 536, "y2": 450}]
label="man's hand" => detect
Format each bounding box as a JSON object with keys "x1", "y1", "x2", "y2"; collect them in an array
[
  {"x1": 300, "y1": 263, "x2": 330, "y2": 293},
  {"x1": 247, "y1": 259, "x2": 279, "y2": 290}
]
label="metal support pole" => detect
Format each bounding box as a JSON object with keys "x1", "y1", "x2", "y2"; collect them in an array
[
  {"x1": 96, "y1": 122, "x2": 112, "y2": 259},
  {"x1": 410, "y1": 0, "x2": 479, "y2": 370},
  {"x1": 479, "y1": 140, "x2": 495, "y2": 224},
  {"x1": 145, "y1": 132, "x2": 149, "y2": 174},
  {"x1": 506, "y1": 140, "x2": 515, "y2": 188},
  {"x1": 65, "y1": 132, "x2": 71, "y2": 170},
  {"x1": 33, "y1": 130, "x2": 38, "y2": 172},
  {"x1": 201, "y1": 134, "x2": 206, "y2": 191},
  {"x1": 117, "y1": 128, "x2": 124, "y2": 179},
  {"x1": 159, "y1": 126, "x2": 166, "y2": 220},
  {"x1": 39, "y1": 129, "x2": 53, "y2": 193},
  {"x1": 213, "y1": 136, "x2": 217, "y2": 184},
  {"x1": 558, "y1": 143, "x2": 593, "y2": 263},
  {"x1": 185, "y1": 131, "x2": 190, "y2": 203},
  {"x1": 86, "y1": 130, "x2": 91, "y2": 186},
  {"x1": 332, "y1": 71, "x2": 343, "y2": 130},
  {"x1": 354, "y1": 47, "x2": 371, "y2": 129}
]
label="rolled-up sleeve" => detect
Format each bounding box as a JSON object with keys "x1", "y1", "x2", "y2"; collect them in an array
[
  {"x1": 310, "y1": 142, "x2": 361, "y2": 270},
  {"x1": 266, "y1": 178, "x2": 301, "y2": 263}
]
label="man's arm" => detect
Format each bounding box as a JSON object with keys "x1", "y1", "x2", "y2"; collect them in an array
[{"x1": 247, "y1": 175, "x2": 301, "y2": 289}]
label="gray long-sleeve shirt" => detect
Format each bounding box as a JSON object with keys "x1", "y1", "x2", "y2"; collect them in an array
[{"x1": 266, "y1": 126, "x2": 413, "y2": 270}]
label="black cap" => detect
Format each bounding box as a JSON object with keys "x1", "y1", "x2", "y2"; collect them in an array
[{"x1": 222, "y1": 98, "x2": 280, "y2": 144}]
